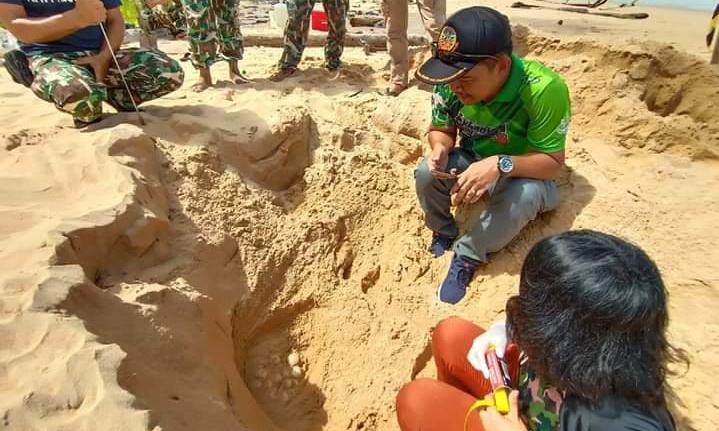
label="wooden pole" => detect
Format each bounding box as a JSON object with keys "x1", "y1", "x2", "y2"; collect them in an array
[
  {"x1": 711, "y1": 25, "x2": 719, "y2": 65},
  {"x1": 242, "y1": 33, "x2": 428, "y2": 49}
]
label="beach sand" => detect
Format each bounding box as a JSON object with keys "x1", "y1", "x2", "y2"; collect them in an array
[{"x1": 1, "y1": 1, "x2": 718, "y2": 430}]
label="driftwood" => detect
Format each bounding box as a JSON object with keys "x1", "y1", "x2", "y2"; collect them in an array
[
  {"x1": 350, "y1": 15, "x2": 385, "y2": 27},
  {"x1": 242, "y1": 33, "x2": 428, "y2": 49},
  {"x1": 533, "y1": 0, "x2": 609, "y2": 8},
  {"x1": 712, "y1": 25, "x2": 719, "y2": 65},
  {"x1": 510, "y1": 2, "x2": 648, "y2": 19}
]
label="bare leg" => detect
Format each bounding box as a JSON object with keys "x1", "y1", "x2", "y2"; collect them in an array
[
  {"x1": 228, "y1": 59, "x2": 251, "y2": 84},
  {"x1": 191, "y1": 66, "x2": 212, "y2": 92}
]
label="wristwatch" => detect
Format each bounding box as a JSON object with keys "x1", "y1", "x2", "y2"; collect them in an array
[{"x1": 497, "y1": 155, "x2": 514, "y2": 177}]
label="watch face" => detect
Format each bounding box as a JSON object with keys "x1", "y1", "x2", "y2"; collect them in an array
[{"x1": 499, "y1": 157, "x2": 513, "y2": 173}]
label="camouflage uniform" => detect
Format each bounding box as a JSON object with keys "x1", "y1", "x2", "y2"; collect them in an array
[
  {"x1": 279, "y1": 0, "x2": 348, "y2": 70},
  {"x1": 29, "y1": 48, "x2": 185, "y2": 123},
  {"x1": 518, "y1": 356, "x2": 563, "y2": 431},
  {"x1": 138, "y1": 0, "x2": 187, "y2": 37},
  {"x1": 180, "y1": 0, "x2": 244, "y2": 68}
]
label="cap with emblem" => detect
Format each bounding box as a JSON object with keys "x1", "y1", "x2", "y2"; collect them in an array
[{"x1": 416, "y1": 6, "x2": 513, "y2": 85}]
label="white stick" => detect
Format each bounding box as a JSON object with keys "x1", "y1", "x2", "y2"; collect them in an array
[{"x1": 99, "y1": 24, "x2": 144, "y2": 124}]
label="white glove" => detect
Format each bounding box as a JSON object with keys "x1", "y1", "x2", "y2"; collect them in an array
[{"x1": 467, "y1": 320, "x2": 508, "y2": 379}]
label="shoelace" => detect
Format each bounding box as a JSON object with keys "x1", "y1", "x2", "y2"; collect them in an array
[{"x1": 450, "y1": 261, "x2": 474, "y2": 286}]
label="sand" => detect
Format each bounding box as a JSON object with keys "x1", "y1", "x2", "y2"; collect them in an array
[{"x1": 1, "y1": 1, "x2": 719, "y2": 430}]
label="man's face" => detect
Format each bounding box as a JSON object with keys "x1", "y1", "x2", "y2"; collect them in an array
[{"x1": 448, "y1": 56, "x2": 512, "y2": 104}]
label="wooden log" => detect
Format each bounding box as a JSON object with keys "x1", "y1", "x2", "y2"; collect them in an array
[
  {"x1": 349, "y1": 15, "x2": 384, "y2": 27},
  {"x1": 711, "y1": 24, "x2": 719, "y2": 65},
  {"x1": 533, "y1": 0, "x2": 609, "y2": 8},
  {"x1": 242, "y1": 33, "x2": 428, "y2": 48},
  {"x1": 590, "y1": 10, "x2": 648, "y2": 19},
  {"x1": 510, "y1": 2, "x2": 647, "y2": 19},
  {"x1": 511, "y1": 1, "x2": 540, "y2": 8}
]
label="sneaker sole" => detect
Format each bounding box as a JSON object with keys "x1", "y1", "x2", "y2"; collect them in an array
[{"x1": 437, "y1": 283, "x2": 455, "y2": 304}]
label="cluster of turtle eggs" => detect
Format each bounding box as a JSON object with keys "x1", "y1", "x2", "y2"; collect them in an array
[{"x1": 250, "y1": 351, "x2": 304, "y2": 403}]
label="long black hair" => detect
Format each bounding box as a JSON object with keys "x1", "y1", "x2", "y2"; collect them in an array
[{"x1": 506, "y1": 229, "x2": 687, "y2": 407}]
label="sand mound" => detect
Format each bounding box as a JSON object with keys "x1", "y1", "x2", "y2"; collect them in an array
[
  {"x1": 1, "y1": 26, "x2": 718, "y2": 431},
  {"x1": 513, "y1": 25, "x2": 719, "y2": 160}
]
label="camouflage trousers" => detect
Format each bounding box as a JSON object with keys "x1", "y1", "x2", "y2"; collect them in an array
[
  {"x1": 139, "y1": 0, "x2": 187, "y2": 36},
  {"x1": 279, "y1": 0, "x2": 348, "y2": 69},
  {"x1": 29, "y1": 49, "x2": 185, "y2": 123},
  {"x1": 180, "y1": 0, "x2": 243, "y2": 68}
]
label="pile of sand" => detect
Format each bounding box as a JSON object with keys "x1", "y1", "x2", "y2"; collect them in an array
[{"x1": 1, "y1": 23, "x2": 718, "y2": 431}]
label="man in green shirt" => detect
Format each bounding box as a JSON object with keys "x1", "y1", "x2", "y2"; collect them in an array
[{"x1": 414, "y1": 6, "x2": 571, "y2": 304}]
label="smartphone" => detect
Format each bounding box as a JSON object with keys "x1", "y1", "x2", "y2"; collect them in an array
[{"x1": 430, "y1": 169, "x2": 459, "y2": 180}]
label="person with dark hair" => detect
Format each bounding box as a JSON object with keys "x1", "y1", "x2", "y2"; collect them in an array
[
  {"x1": 413, "y1": 6, "x2": 571, "y2": 304},
  {"x1": 396, "y1": 230, "x2": 684, "y2": 431}
]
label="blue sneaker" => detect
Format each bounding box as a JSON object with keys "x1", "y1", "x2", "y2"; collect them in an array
[
  {"x1": 430, "y1": 232, "x2": 455, "y2": 258},
  {"x1": 437, "y1": 254, "x2": 479, "y2": 304}
]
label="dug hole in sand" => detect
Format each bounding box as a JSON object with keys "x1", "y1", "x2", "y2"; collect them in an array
[{"x1": 1, "y1": 26, "x2": 718, "y2": 431}]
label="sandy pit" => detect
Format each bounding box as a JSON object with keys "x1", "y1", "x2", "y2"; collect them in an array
[{"x1": 1, "y1": 13, "x2": 719, "y2": 431}]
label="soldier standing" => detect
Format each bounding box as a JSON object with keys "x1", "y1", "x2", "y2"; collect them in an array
[
  {"x1": 382, "y1": 0, "x2": 445, "y2": 96},
  {"x1": 270, "y1": 0, "x2": 348, "y2": 81},
  {"x1": 181, "y1": 0, "x2": 249, "y2": 91},
  {"x1": 137, "y1": 0, "x2": 187, "y2": 49}
]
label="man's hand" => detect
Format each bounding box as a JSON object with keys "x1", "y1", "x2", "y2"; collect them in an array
[
  {"x1": 451, "y1": 156, "x2": 500, "y2": 207},
  {"x1": 428, "y1": 145, "x2": 449, "y2": 173},
  {"x1": 478, "y1": 391, "x2": 528, "y2": 431},
  {"x1": 74, "y1": 51, "x2": 111, "y2": 82},
  {"x1": 427, "y1": 129, "x2": 455, "y2": 178},
  {"x1": 69, "y1": 0, "x2": 106, "y2": 28}
]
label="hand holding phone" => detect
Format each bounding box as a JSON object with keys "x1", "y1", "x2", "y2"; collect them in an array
[{"x1": 430, "y1": 169, "x2": 459, "y2": 180}]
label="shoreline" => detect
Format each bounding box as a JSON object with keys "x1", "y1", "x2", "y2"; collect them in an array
[{"x1": 447, "y1": 0, "x2": 716, "y2": 58}]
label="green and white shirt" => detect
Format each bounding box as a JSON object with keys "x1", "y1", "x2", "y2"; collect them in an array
[{"x1": 431, "y1": 54, "x2": 571, "y2": 159}]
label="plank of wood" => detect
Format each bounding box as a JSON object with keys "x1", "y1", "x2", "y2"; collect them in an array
[
  {"x1": 242, "y1": 33, "x2": 428, "y2": 48},
  {"x1": 590, "y1": 10, "x2": 648, "y2": 18},
  {"x1": 349, "y1": 15, "x2": 384, "y2": 27},
  {"x1": 510, "y1": 1, "x2": 648, "y2": 19},
  {"x1": 532, "y1": 0, "x2": 609, "y2": 8},
  {"x1": 711, "y1": 24, "x2": 719, "y2": 65}
]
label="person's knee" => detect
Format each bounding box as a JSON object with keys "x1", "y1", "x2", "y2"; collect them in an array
[
  {"x1": 414, "y1": 158, "x2": 434, "y2": 193},
  {"x1": 52, "y1": 78, "x2": 98, "y2": 105},
  {"x1": 163, "y1": 58, "x2": 185, "y2": 90},
  {"x1": 432, "y1": 316, "x2": 468, "y2": 353},
  {"x1": 48, "y1": 78, "x2": 104, "y2": 119},
  {"x1": 396, "y1": 379, "x2": 440, "y2": 431},
  {"x1": 144, "y1": 51, "x2": 185, "y2": 90},
  {"x1": 493, "y1": 179, "x2": 543, "y2": 211},
  {"x1": 513, "y1": 179, "x2": 559, "y2": 215}
]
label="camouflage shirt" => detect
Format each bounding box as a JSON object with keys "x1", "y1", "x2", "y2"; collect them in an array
[{"x1": 518, "y1": 354, "x2": 564, "y2": 431}]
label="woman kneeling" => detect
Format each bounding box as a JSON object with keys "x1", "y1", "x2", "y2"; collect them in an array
[{"x1": 396, "y1": 229, "x2": 683, "y2": 431}]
